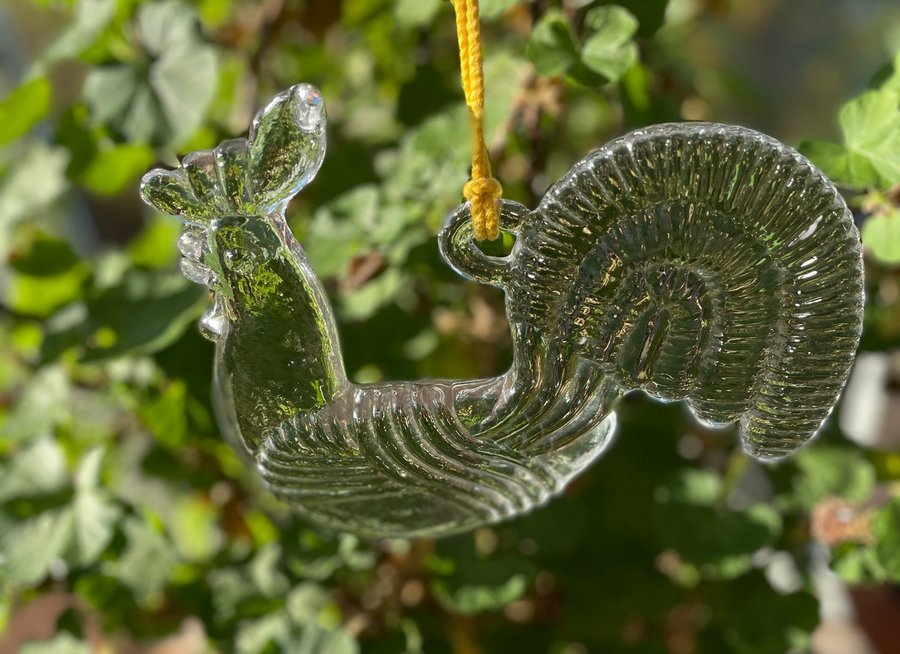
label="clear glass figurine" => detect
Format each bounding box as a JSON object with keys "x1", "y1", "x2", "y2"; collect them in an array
[{"x1": 141, "y1": 83, "x2": 864, "y2": 538}]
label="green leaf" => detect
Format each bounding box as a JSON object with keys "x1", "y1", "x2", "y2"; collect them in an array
[
  {"x1": 42, "y1": 0, "x2": 116, "y2": 63},
  {"x1": 19, "y1": 633, "x2": 91, "y2": 654},
  {"x1": 710, "y1": 573, "x2": 818, "y2": 654},
  {"x1": 72, "y1": 489, "x2": 120, "y2": 567},
  {"x1": 872, "y1": 497, "x2": 900, "y2": 577},
  {"x1": 105, "y1": 517, "x2": 178, "y2": 603},
  {"x1": 433, "y1": 574, "x2": 528, "y2": 614},
  {"x1": 393, "y1": 0, "x2": 442, "y2": 27},
  {"x1": 0, "y1": 77, "x2": 51, "y2": 146},
  {"x1": 0, "y1": 508, "x2": 75, "y2": 584},
  {"x1": 285, "y1": 583, "x2": 331, "y2": 625},
  {"x1": 82, "y1": 269, "x2": 206, "y2": 361},
  {"x1": 306, "y1": 186, "x2": 381, "y2": 277},
  {"x1": 798, "y1": 139, "x2": 859, "y2": 185},
  {"x1": 0, "y1": 144, "x2": 69, "y2": 256},
  {"x1": 791, "y1": 447, "x2": 876, "y2": 508},
  {"x1": 480, "y1": 0, "x2": 523, "y2": 19},
  {"x1": 169, "y1": 494, "x2": 223, "y2": 562},
  {"x1": 140, "y1": 380, "x2": 189, "y2": 448},
  {"x1": 73, "y1": 144, "x2": 155, "y2": 196},
  {"x1": 150, "y1": 43, "x2": 219, "y2": 145},
  {"x1": 82, "y1": 2, "x2": 218, "y2": 146},
  {"x1": 0, "y1": 438, "x2": 68, "y2": 502},
  {"x1": 9, "y1": 264, "x2": 90, "y2": 318},
  {"x1": 281, "y1": 625, "x2": 360, "y2": 654},
  {"x1": 128, "y1": 215, "x2": 181, "y2": 268},
  {"x1": 137, "y1": 0, "x2": 203, "y2": 56},
  {"x1": 249, "y1": 543, "x2": 291, "y2": 598},
  {"x1": 839, "y1": 89, "x2": 900, "y2": 187},
  {"x1": 236, "y1": 613, "x2": 291, "y2": 654},
  {"x1": 526, "y1": 10, "x2": 580, "y2": 76},
  {"x1": 656, "y1": 470, "x2": 782, "y2": 579},
  {"x1": 2, "y1": 366, "x2": 70, "y2": 443},
  {"x1": 580, "y1": 5, "x2": 639, "y2": 83},
  {"x1": 9, "y1": 232, "x2": 82, "y2": 277},
  {"x1": 72, "y1": 449, "x2": 121, "y2": 566},
  {"x1": 861, "y1": 211, "x2": 900, "y2": 266},
  {"x1": 483, "y1": 51, "x2": 530, "y2": 141},
  {"x1": 882, "y1": 52, "x2": 900, "y2": 93}
]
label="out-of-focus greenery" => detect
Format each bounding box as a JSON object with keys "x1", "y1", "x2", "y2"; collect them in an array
[{"x1": 1, "y1": 0, "x2": 899, "y2": 652}]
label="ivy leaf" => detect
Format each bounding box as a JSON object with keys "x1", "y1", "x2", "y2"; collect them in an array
[
  {"x1": 0, "y1": 438, "x2": 68, "y2": 502},
  {"x1": 279, "y1": 625, "x2": 360, "y2": 654},
  {"x1": 0, "y1": 144, "x2": 69, "y2": 256},
  {"x1": 709, "y1": 573, "x2": 818, "y2": 654},
  {"x1": 882, "y1": 52, "x2": 900, "y2": 93},
  {"x1": 0, "y1": 77, "x2": 51, "y2": 146},
  {"x1": 579, "y1": 5, "x2": 639, "y2": 83},
  {"x1": 7, "y1": 232, "x2": 90, "y2": 318},
  {"x1": 82, "y1": 269, "x2": 206, "y2": 362},
  {"x1": 83, "y1": 1, "x2": 218, "y2": 146},
  {"x1": 526, "y1": 10, "x2": 580, "y2": 77},
  {"x1": 483, "y1": 51, "x2": 530, "y2": 141},
  {"x1": 480, "y1": 0, "x2": 524, "y2": 19},
  {"x1": 861, "y1": 211, "x2": 900, "y2": 266},
  {"x1": 431, "y1": 537, "x2": 536, "y2": 614},
  {"x1": 0, "y1": 509, "x2": 75, "y2": 584},
  {"x1": 19, "y1": 633, "x2": 91, "y2": 654},
  {"x1": 169, "y1": 494, "x2": 223, "y2": 563},
  {"x1": 872, "y1": 497, "x2": 900, "y2": 577},
  {"x1": 656, "y1": 470, "x2": 782, "y2": 579},
  {"x1": 838, "y1": 89, "x2": 900, "y2": 187},
  {"x1": 105, "y1": 518, "x2": 178, "y2": 604},
  {"x1": 71, "y1": 448, "x2": 121, "y2": 567},
  {"x1": 791, "y1": 447, "x2": 876, "y2": 509},
  {"x1": 42, "y1": 0, "x2": 117, "y2": 63},
  {"x1": 394, "y1": 0, "x2": 442, "y2": 27},
  {"x1": 433, "y1": 574, "x2": 528, "y2": 614},
  {"x1": 2, "y1": 366, "x2": 70, "y2": 443},
  {"x1": 798, "y1": 139, "x2": 859, "y2": 185},
  {"x1": 137, "y1": 0, "x2": 203, "y2": 55},
  {"x1": 72, "y1": 144, "x2": 155, "y2": 196},
  {"x1": 236, "y1": 613, "x2": 291, "y2": 654}
]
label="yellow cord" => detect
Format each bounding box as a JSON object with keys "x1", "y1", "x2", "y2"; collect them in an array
[{"x1": 452, "y1": 0, "x2": 502, "y2": 242}]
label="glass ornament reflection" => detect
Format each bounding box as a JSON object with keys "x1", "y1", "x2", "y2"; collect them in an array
[{"x1": 141, "y1": 84, "x2": 864, "y2": 538}]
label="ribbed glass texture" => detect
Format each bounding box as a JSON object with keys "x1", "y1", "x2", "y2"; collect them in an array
[{"x1": 142, "y1": 85, "x2": 863, "y2": 538}]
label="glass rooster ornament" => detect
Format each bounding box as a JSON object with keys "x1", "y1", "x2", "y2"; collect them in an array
[{"x1": 141, "y1": 83, "x2": 864, "y2": 538}]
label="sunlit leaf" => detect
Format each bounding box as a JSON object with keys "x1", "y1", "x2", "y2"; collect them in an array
[
  {"x1": 0, "y1": 77, "x2": 51, "y2": 146},
  {"x1": 580, "y1": 6, "x2": 639, "y2": 83},
  {"x1": 73, "y1": 144, "x2": 155, "y2": 196},
  {"x1": 104, "y1": 517, "x2": 178, "y2": 603},
  {"x1": 791, "y1": 447, "x2": 876, "y2": 509},
  {"x1": 861, "y1": 211, "x2": 900, "y2": 266},
  {"x1": 839, "y1": 89, "x2": 900, "y2": 187},
  {"x1": 872, "y1": 497, "x2": 900, "y2": 576},
  {"x1": 43, "y1": 0, "x2": 117, "y2": 63},
  {"x1": 2, "y1": 366, "x2": 70, "y2": 443},
  {"x1": 0, "y1": 509, "x2": 74, "y2": 584},
  {"x1": 480, "y1": 0, "x2": 524, "y2": 19},
  {"x1": 394, "y1": 0, "x2": 442, "y2": 27},
  {"x1": 19, "y1": 633, "x2": 91, "y2": 654},
  {"x1": 82, "y1": 2, "x2": 218, "y2": 146},
  {"x1": 72, "y1": 448, "x2": 121, "y2": 566},
  {"x1": 526, "y1": 10, "x2": 580, "y2": 76},
  {"x1": 0, "y1": 438, "x2": 68, "y2": 502},
  {"x1": 82, "y1": 269, "x2": 206, "y2": 361}
]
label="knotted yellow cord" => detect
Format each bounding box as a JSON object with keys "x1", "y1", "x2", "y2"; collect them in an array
[{"x1": 452, "y1": 0, "x2": 503, "y2": 242}]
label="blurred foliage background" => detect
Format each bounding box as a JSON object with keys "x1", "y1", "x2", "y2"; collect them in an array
[{"x1": 1, "y1": 0, "x2": 900, "y2": 652}]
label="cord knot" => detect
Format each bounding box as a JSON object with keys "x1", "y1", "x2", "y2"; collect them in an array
[{"x1": 463, "y1": 177, "x2": 502, "y2": 241}]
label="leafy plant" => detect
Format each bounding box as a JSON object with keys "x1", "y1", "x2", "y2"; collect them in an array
[{"x1": 0, "y1": 0, "x2": 898, "y2": 652}]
